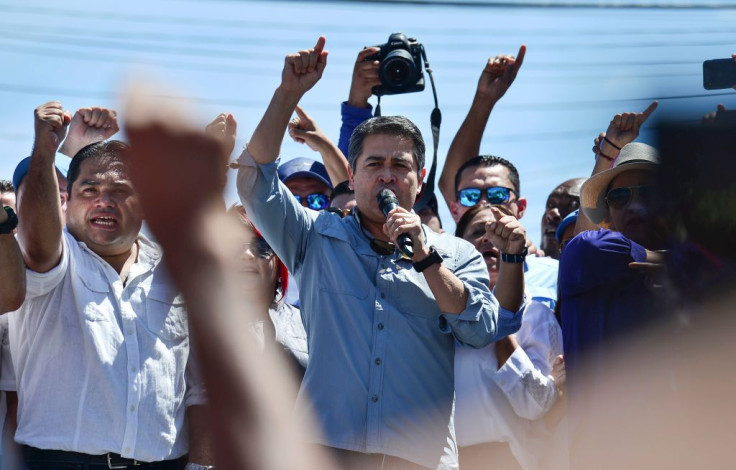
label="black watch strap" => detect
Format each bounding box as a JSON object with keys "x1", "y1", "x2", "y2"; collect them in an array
[
  {"x1": 413, "y1": 247, "x2": 443, "y2": 273},
  {"x1": 499, "y1": 246, "x2": 528, "y2": 264},
  {"x1": 0, "y1": 207, "x2": 18, "y2": 234}
]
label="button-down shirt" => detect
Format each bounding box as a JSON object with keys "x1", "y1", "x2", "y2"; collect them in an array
[
  {"x1": 9, "y1": 230, "x2": 204, "y2": 462},
  {"x1": 237, "y1": 149, "x2": 522, "y2": 469},
  {"x1": 455, "y1": 299, "x2": 563, "y2": 470}
]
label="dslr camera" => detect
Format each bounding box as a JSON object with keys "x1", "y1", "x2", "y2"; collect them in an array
[{"x1": 367, "y1": 33, "x2": 425, "y2": 96}]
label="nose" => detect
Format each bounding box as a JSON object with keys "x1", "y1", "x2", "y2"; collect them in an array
[
  {"x1": 377, "y1": 167, "x2": 397, "y2": 183},
  {"x1": 544, "y1": 207, "x2": 561, "y2": 224},
  {"x1": 94, "y1": 191, "x2": 115, "y2": 208}
]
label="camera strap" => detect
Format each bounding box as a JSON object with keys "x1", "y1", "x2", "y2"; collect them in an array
[
  {"x1": 414, "y1": 45, "x2": 441, "y2": 212},
  {"x1": 372, "y1": 46, "x2": 441, "y2": 213}
]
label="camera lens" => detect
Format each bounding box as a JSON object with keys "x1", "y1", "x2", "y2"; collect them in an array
[{"x1": 379, "y1": 49, "x2": 418, "y2": 92}]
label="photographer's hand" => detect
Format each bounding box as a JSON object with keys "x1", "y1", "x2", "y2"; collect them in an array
[{"x1": 348, "y1": 47, "x2": 381, "y2": 109}]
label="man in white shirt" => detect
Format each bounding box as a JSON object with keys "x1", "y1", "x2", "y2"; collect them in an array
[{"x1": 11, "y1": 101, "x2": 211, "y2": 469}]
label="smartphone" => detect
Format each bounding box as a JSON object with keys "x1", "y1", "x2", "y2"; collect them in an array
[{"x1": 703, "y1": 58, "x2": 736, "y2": 90}]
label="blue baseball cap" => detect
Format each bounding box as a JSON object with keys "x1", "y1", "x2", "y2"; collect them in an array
[
  {"x1": 12, "y1": 156, "x2": 67, "y2": 191},
  {"x1": 277, "y1": 157, "x2": 332, "y2": 190},
  {"x1": 556, "y1": 209, "x2": 579, "y2": 243}
]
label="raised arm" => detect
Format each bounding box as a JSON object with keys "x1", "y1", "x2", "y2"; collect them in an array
[
  {"x1": 438, "y1": 45, "x2": 526, "y2": 209},
  {"x1": 58, "y1": 106, "x2": 119, "y2": 158},
  {"x1": 575, "y1": 101, "x2": 658, "y2": 235},
  {"x1": 486, "y1": 207, "x2": 526, "y2": 313},
  {"x1": 288, "y1": 105, "x2": 349, "y2": 185},
  {"x1": 17, "y1": 102, "x2": 70, "y2": 273},
  {"x1": 0, "y1": 208, "x2": 24, "y2": 313},
  {"x1": 248, "y1": 37, "x2": 328, "y2": 165}
]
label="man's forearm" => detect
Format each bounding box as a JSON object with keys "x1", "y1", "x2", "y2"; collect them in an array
[
  {"x1": 248, "y1": 87, "x2": 302, "y2": 165},
  {"x1": 422, "y1": 263, "x2": 469, "y2": 314},
  {"x1": 438, "y1": 93, "x2": 496, "y2": 207},
  {"x1": 318, "y1": 142, "x2": 350, "y2": 186},
  {"x1": 18, "y1": 149, "x2": 63, "y2": 273},
  {"x1": 493, "y1": 261, "x2": 524, "y2": 313}
]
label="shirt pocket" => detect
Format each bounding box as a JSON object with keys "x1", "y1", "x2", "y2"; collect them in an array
[
  {"x1": 146, "y1": 283, "x2": 188, "y2": 344},
  {"x1": 77, "y1": 272, "x2": 112, "y2": 323}
]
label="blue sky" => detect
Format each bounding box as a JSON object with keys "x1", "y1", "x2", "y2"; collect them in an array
[{"x1": 1, "y1": 0, "x2": 734, "y2": 242}]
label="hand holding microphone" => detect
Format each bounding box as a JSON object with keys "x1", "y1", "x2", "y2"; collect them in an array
[{"x1": 377, "y1": 189, "x2": 421, "y2": 259}]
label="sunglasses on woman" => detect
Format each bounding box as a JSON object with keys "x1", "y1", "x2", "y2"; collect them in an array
[
  {"x1": 457, "y1": 186, "x2": 517, "y2": 207},
  {"x1": 243, "y1": 237, "x2": 274, "y2": 259},
  {"x1": 605, "y1": 185, "x2": 657, "y2": 210},
  {"x1": 294, "y1": 192, "x2": 330, "y2": 211}
]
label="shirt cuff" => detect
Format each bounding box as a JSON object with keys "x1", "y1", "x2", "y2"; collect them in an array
[
  {"x1": 438, "y1": 285, "x2": 514, "y2": 348},
  {"x1": 493, "y1": 345, "x2": 535, "y2": 390},
  {"x1": 341, "y1": 101, "x2": 374, "y2": 122},
  {"x1": 235, "y1": 145, "x2": 281, "y2": 200}
]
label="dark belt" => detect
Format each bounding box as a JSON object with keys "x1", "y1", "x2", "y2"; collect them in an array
[{"x1": 21, "y1": 445, "x2": 186, "y2": 469}]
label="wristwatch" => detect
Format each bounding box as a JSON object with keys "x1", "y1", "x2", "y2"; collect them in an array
[
  {"x1": 499, "y1": 246, "x2": 528, "y2": 264},
  {"x1": 413, "y1": 246, "x2": 443, "y2": 273},
  {"x1": 0, "y1": 207, "x2": 18, "y2": 234}
]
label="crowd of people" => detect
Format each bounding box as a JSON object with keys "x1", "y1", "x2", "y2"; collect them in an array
[{"x1": 0, "y1": 36, "x2": 734, "y2": 470}]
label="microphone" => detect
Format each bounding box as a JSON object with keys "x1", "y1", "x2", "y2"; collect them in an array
[{"x1": 376, "y1": 189, "x2": 414, "y2": 258}]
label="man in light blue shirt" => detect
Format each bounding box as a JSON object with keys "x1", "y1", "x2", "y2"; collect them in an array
[{"x1": 237, "y1": 37, "x2": 526, "y2": 469}]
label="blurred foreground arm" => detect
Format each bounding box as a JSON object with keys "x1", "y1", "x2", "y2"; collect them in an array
[{"x1": 125, "y1": 90, "x2": 334, "y2": 470}]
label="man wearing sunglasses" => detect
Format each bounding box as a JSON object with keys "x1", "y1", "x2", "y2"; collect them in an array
[
  {"x1": 278, "y1": 157, "x2": 333, "y2": 211},
  {"x1": 560, "y1": 141, "x2": 666, "y2": 468}
]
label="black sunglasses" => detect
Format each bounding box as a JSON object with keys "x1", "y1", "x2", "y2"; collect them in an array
[
  {"x1": 605, "y1": 185, "x2": 657, "y2": 210},
  {"x1": 458, "y1": 187, "x2": 517, "y2": 207},
  {"x1": 294, "y1": 192, "x2": 330, "y2": 211},
  {"x1": 243, "y1": 237, "x2": 274, "y2": 259}
]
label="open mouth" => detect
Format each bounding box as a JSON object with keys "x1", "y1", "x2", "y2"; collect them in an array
[
  {"x1": 481, "y1": 249, "x2": 499, "y2": 270},
  {"x1": 90, "y1": 215, "x2": 118, "y2": 230}
]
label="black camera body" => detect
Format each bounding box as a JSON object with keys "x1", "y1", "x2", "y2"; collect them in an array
[{"x1": 367, "y1": 33, "x2": 425, "y2": 96}]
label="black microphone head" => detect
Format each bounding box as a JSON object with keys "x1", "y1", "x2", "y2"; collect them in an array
[{"x1": 377, "y1": 189, "x2": 399, "y2": 216}]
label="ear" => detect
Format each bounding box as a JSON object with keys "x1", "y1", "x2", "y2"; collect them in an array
[
  {"x1": 416, "y1": 168, "x2": 426, "y2": 195},
  {"x1": 515, "y1": 197, "x2": 528, "y2": 219},
  {"x1": 348, "y1": 166, "x2": 354, "y2": 191}
]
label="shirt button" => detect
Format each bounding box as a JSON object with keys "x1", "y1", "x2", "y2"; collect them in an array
[
  {"x1": 129, "y1": 405, "x2": 136, "y2": 412},
  {"x1": 371, "y1": 395, "x2": 378, "y2": 403},
  {"x1": 380, "y1": 293, "x2": 385, "y2": 299},
  {"x1": 375, "y1": 358, "x2": 382, "y2": 366},
  {"x1": 131, "y1": 366, "x2": 137, "y2": 372},
  {"x1": 127, "y1": 329, "x2": 134, "y2": 336},
  {"x1": 377, "y1": 323, "x2": 384, "y2": 330},
  {"x1": 124, "y1": 448, "x2": 130, "y2": 453}
]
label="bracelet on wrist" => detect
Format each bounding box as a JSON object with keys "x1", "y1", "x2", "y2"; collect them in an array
[
  {"x1": 596, "y1": 150, "x2": 614, "y2": 162},
  {"x1": 603, "y1": 136, "x2": 622, "y2": 150}
]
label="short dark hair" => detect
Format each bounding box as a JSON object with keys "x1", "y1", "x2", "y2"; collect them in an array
[
  {"x1": 347, "y1": 115, "x2": 425, "y2": 175},
  {"x1": 67, "y1": 140, "x2": 130, "y2": 196},
  {"x1": 454, "y1": 155, "x2": 521, "y2": 196},
  {"x1": 454, "y1": 202, "x2": 512, "y2": 239},
  {"x1": 330, "y1": 180, "x2": 354, "y2": 201},
  {"x1": 0, "y1": 180, "x2": 13, "y2": 193}
]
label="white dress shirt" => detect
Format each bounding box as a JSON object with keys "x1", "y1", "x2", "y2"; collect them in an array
[
  {"x1": 454, "y1": 300, "x2": 563, "y2": 470},
  {"x1": 9, "y1": 230, "x2": 204, "y2": 462}
]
